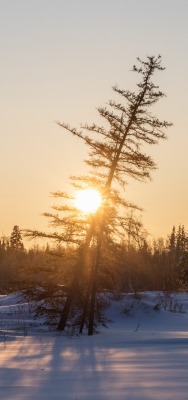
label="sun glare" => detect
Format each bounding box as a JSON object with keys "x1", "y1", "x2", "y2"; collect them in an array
[{"x1": 74, "y1": 189, "x2": 102, "y2": 213}]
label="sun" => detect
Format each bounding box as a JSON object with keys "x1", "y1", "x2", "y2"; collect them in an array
[{"x1": 74, "y1": 189, "x2": 102, "y2": 213}]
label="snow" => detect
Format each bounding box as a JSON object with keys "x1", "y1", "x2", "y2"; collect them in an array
[{"x1": 0, "y1": 292, "x2": 188, "y2": 399}]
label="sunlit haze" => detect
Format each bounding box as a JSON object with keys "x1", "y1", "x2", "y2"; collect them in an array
[
  {"x1": 1, "y1": 0, "x2": 188, "y2": 243},
  {"x1": 74, "y1": 189, "x2": 102, "y2": 213}
]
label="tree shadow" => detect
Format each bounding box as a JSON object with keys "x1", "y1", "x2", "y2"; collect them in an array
[{"x1": 1, "y1": 331, "x2": 188, "y2": 399}]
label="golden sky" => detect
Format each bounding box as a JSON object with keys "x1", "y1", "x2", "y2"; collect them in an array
[{"x1": 1, "y1": 0, "x2": 188, "y2": 242}]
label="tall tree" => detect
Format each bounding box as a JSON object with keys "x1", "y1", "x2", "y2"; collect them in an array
[
  {"x1": 10, "y1": 225, "x2": 24, "y2": 251},
  {"x1": 57, "y1": 55, "x2": 171, "y2": 334},
  {"x1": 25, "y1": 55, "x2": 172, "y2": 334}
]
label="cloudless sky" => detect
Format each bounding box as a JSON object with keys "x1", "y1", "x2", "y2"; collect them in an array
[{"x1": 1, "y1": 0, "x2": 188, "y2": 243}]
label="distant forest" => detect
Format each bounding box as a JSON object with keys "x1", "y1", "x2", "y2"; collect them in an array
[{"x1": 1, "y1": 224, "x2": 188, "y2": 295}]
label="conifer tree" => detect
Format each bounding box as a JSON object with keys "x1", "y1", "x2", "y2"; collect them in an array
[
  {"x1": 57, "y1": 55, "x2": 172, "y2": 334},
  {"x1": 25, "y1": 55, "x2": 172, "y2": 334},
  {"x1": 10, "y1": 225, "x2": 24, "y2": 251}
]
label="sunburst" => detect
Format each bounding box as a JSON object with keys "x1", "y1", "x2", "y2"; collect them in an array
[{"x1": 74, "y1": 189, "x2": 102, "y2": 213}]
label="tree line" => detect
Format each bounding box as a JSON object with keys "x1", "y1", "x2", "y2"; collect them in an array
[{"x1": 1, "y1": 223, "x2": 187, "y2": 326}]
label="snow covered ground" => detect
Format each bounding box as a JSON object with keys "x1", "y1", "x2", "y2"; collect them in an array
[{"x1": 0, "y1": 291, "x2": 188, "y2": 399}]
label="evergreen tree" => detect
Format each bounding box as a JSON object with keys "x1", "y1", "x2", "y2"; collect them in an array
[
  {"x1": 58, "y1": 55, "x2": 171, "y2": 335},
  {"x1": 25, "y1": 55, "x2": 172, "y2": 334},
  {"x1": 175, "y1": 225, "x2": 188, "y2": 286},
  {"x1": 10, "y1": 225, "x2": 24, "y2": 251},
  {"x1": 169, "y1": 226, "x2": 176, "y2": 256}
]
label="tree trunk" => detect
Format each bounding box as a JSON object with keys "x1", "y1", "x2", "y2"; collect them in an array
[
  {"x1": 88, "y1": 235, "x2": 102, "y2": 335},
  {"x1": 57, "y1": 227, "x2": 94, "y2": 330},
  {"x1": 57, "y1": 289, "x2": 74, "y2": 330},
  {"x1": 79, "y1": 287, "x2": 90, "y2": 334}
]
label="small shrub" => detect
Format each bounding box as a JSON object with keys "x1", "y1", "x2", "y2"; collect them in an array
[{"x1": 157, "y1": 292, "x2": 184, "y2": 313}]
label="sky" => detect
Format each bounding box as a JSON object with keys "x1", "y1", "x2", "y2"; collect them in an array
[{"x1": 0, "y1": 0, "x2": 188, "y2": 244}]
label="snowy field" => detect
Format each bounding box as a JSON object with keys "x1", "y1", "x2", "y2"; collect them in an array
[{"x1": 0, "y1": 291, "x2": 188, "y2": 400}]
